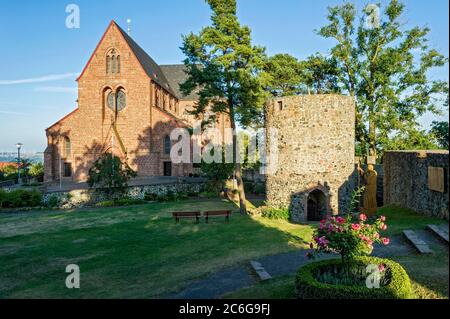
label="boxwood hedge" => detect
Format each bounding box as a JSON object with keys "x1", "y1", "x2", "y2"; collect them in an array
[{"x1": 295, "y1": 256, "x2": 413, "y2": 299}]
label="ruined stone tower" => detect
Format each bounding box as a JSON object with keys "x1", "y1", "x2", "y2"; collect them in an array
[{"x1": 265, "y1": 95, "x2": 356, "y2": 223}]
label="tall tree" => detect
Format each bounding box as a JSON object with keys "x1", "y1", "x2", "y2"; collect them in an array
[
  {"x1": 302, "y1": 53, "x2": 340, "y2": 94},
  {"x1": 264, "y1": 53, "x2": 303, "y2": 96},
  {"x1": 318, "y1": 0, "x2": 448, "y2": 157},
  {"x1": 430, "y1": 121, "x2": 449, "y2": 150},
  {"x1": 181, "y1": 0, "x2": 267, "y2": 214}
]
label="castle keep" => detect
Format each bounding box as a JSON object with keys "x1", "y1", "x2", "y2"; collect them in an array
[{"x1": 265, "y1": 95, "x2": 356, "y2": 223}]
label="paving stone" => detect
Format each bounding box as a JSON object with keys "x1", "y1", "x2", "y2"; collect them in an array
[
  {"x1": 403, "y1": 230, "x2": 433, "y2": 254},
  {"x1": 250, "y1": 261, "x2": 272, "y2": 281},
  {"x1": 427, "y1": 225, "x2": 449, "y2": 244}
]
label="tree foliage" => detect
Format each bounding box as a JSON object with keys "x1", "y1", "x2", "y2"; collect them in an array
[
  {"x1": 180, "y1": 0, "x2": 268, "y2": 213},
  {"x1": 430, "y1": 121, "x2": 449, "y2": 150},
  {"x1": 88, "y1": 153, "x2": 137, "y2": 195},
  {"x1": 318, "y1": 0, "x2": 448, "y2": 156}
]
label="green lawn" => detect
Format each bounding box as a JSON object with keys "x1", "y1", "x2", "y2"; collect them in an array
[
  {"x1": 225, "y1": 205, "x2": 449, "y2": 299},
  {"x1": 0, "y1": 199, "x2": 313, "y2": 298}
]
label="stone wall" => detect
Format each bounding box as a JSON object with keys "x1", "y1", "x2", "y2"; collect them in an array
[
  {"x1": 42, "y1": 181, "x2": 205, "y2": 209},
  {"x1": 265, "y1": 95, "x2": 357, "y2": 223},
  {"x1": 384, "y1": 150, "x2": 449, "y2": 220}
]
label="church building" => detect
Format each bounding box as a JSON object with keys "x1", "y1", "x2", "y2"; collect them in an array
[{"x1": 44, "y1": 21, "x2": 229, "y2": 183}]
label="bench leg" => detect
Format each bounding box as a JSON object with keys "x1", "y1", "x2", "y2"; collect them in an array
[
  {"x1": 205, "y1": 216, "x2": 209, "y2": 224},
  {"x1": 226, "y1": 215, "x2": 230, "y2": 223},
  {"x1": 196, "y1": 217, "x2": 200, "y2": 224}
]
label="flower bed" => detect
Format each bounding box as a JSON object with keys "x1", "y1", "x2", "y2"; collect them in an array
[{"x1": 295, "y1": 256, "x2": 413, "y2": 299}]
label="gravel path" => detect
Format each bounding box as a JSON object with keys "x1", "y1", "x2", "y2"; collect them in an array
[{"x1": 166, "y1": 234, "x2": 423, "y2": 299}]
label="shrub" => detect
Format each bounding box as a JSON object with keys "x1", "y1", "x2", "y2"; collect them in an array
[
  {"x1": 0, "y1": 189, "x2": 43, "y2": 208},
  {"x1": 115, "y1": 198, "x2": 147, "y2": 206},
  {"x1": 261, "y1": 207, "x2": 290, "y2": 220},
  {"x1": 244, "y1": 182, "x2": 254, "y2": 193},
  {"x1": 88, "y1": 153, "x2": 137, "y2": 195},
  {"x1": 295, "y1": 256, "x2": 413, "y2": 299},
  {"x1": 45, "y1": 195, "x2": 60, "y2": 208},
  {"x1": 308, "y1": 214, "x2": 390, "y2": 263}
]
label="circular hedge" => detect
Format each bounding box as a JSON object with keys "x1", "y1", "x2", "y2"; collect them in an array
[{"x1": 295, "y1": 256, "x2": 413, "y2": 299}]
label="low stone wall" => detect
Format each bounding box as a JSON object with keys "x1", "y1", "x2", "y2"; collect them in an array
[
  {"x1": 42, "y1": 182, "x2": 206, "y2": 209},
  {"x1": 383, "y1": 150, "x2": 449, "y2": 220}
]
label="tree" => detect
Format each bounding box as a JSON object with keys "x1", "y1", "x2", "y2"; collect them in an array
[
  {"x1": 181, "y1": 0, "x2": 267, "y2": 214},
  {"x1": 318, "y1": 0, "x2": 448, "y2": 157},
  {"x1": 302, "y1": 53, "x2": 340, "y2": 94},
  {"x1": 382, "y1": 127, "x2": 439, "y2": 151},
  {"x1": 29, "y1": 162, "x2": 45, "y2": 180},
  {"x1": 87, "y1": 153, "x2": 137, "y2": 195},
  {"x1": 264, "y1": 54, "x2": 303, "y2": 96},
  {"x1": 430, "y1": 121, "x2": 449, "y2": 150}
]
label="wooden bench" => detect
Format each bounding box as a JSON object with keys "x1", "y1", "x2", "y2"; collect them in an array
[
  {"x1": 204, "y1": 210, "x2": 232, "y2": 223},
  {"x1": 173, "y1": 212, "x2": 201, "y2": 224}
]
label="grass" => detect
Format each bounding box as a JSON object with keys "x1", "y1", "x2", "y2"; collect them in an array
[
  {"x1": 0, "y1": 199, "x2": 314, "y2": 299},
  {"x1": 225, "y1": 205, "x2": 449, "y2": 299}
]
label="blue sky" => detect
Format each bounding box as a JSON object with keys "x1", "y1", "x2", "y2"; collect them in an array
[{"x1": 0, "y1": 0, "x2": 448, "y2": 152}]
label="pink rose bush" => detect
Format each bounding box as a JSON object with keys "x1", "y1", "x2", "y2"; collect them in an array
[{"x1": 308, "y1": 214, "x2": 389, "y2": 263}]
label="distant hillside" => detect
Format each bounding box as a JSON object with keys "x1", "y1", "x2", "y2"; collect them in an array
[{"x1": 0, "y1": 152, "x2": 44, "y2": 163}]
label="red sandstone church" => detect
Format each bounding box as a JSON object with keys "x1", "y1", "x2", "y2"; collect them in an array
[{"x1": 44, "y1": 21, "x2": 229, "y2": 183}]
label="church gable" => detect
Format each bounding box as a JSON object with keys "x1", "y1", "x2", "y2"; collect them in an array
[{"x1": 77, "y1": 21, "x2": 148, "y2": 82}]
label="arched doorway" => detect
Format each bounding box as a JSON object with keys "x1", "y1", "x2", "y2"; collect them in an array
[{"x1": 307, "y1": 189, "x2": 327, "y2": 221}]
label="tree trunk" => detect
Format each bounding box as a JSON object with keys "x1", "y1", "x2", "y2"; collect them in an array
[
  {"x1": 229, "y1": 106, "x2": 248, "y2": 215},
  {"x1": 368, "y1": 117, "x2": 377, "y2": 157}
]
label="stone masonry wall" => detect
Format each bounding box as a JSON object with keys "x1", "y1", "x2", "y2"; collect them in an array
[
  {"x1": 42, "y1": 181, "x2": 205, "y2": 209},
  {"x1": 265, "y1": 95, "x2": 356, "y2": 223},
  {"x1": 384, "y1": 150, "x2": 449, "y2": 220}
]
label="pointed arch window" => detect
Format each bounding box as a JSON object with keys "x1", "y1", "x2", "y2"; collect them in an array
[
  {"x1": 164, "y1": 135, "x2": 171, "y2": 155},
  {"x1": 106, "y1": 49, "x2": 120, "y2": 74},
  {"x1": 64, "y1": 136, "x2": 71, "y2": 158}
]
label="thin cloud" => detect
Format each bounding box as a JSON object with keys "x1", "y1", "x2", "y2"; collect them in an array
[
  {"x1": 0, "y1": 73, "x2": 79, "y2": 85},
  {"x1": 0, "y1": 101, "x2": 58, "y2": 110},
  {"x1": 0, "y1": 110, "x2": 30, "y2": 116},
  {"x1": 34, "y1": 86, "x2": 78, "y2": 93}
]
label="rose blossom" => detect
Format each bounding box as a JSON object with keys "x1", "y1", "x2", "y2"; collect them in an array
[
  {"x1": 336, "y1": 216, "x2": 345, "y2": 224},
  {"x1": 380, "y1": 223, "x2": 388, "y2": 231},
  {"x1": 378, "y1": 264, "x2": 386, "y2": 272},
  {"x1": 380, "y1": 216, "x2": 386, "y2": 222},
  {"x1": 382, "y1": 237, "x2": 390, "y2": 245},
  {"x1": 351, "y1": 224, "x2": 361, "y2": 231},
  {"x1": 359, "y1": 214, "x2": 367, "y2": 222}
]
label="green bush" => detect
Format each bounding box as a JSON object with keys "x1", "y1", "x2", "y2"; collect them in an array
[
  {"x1": 261, "y1": 207, "x2": 290, "y2": 220},
  {"x1": 0, "y1": 189, "x2": 43, "y2": 208},
  {"x1": 295, "y1": 256, "x2": 413, "y2": 299},
  {"x1": 244, "y1": 182, "x2": 254, "y2": 193},
  {"x1": 46, "y1": 195, "x2": 60, "y2": 208}
]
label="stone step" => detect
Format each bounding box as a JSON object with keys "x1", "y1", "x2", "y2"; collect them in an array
[
  {"x1": 250, "y1": 261, "x2": 272, "y2": 281},
  {"x1": 427, "y1": 225, "x2": 449, "y2": 244},
  {"x1": 403, "y1": 230, "x2": 433, "y2": 254}
]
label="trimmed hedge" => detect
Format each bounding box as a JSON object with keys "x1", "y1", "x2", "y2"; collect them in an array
[{"x1": 296, "y1": 256, "x2": 413, "y2": 299}]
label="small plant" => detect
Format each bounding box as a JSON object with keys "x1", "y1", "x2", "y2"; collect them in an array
[
  {"x1": 88, "y1": 153, "x2": 137, "y2": 196},
  {"x1": 307, "y1": 213, "x2": 389, "y2": 264},
  {"x1": 349, "y1": 186, "x2": 365, "y2": 213},
  {"x1": 261, "y1": 207, "x2": 290, "y2": 220}
]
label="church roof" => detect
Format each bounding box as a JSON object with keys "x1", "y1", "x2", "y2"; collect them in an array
[
  {"x1": 115, "y1": 23, "x2": 177, "y2": 96},
  {"x1": 159, "y1": 65, "x2": 198, "y2": 101}
]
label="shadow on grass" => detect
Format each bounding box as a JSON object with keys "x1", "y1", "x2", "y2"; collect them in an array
[{"x1": 0, "y1": 198, "x2": 312, "y2": 299}]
